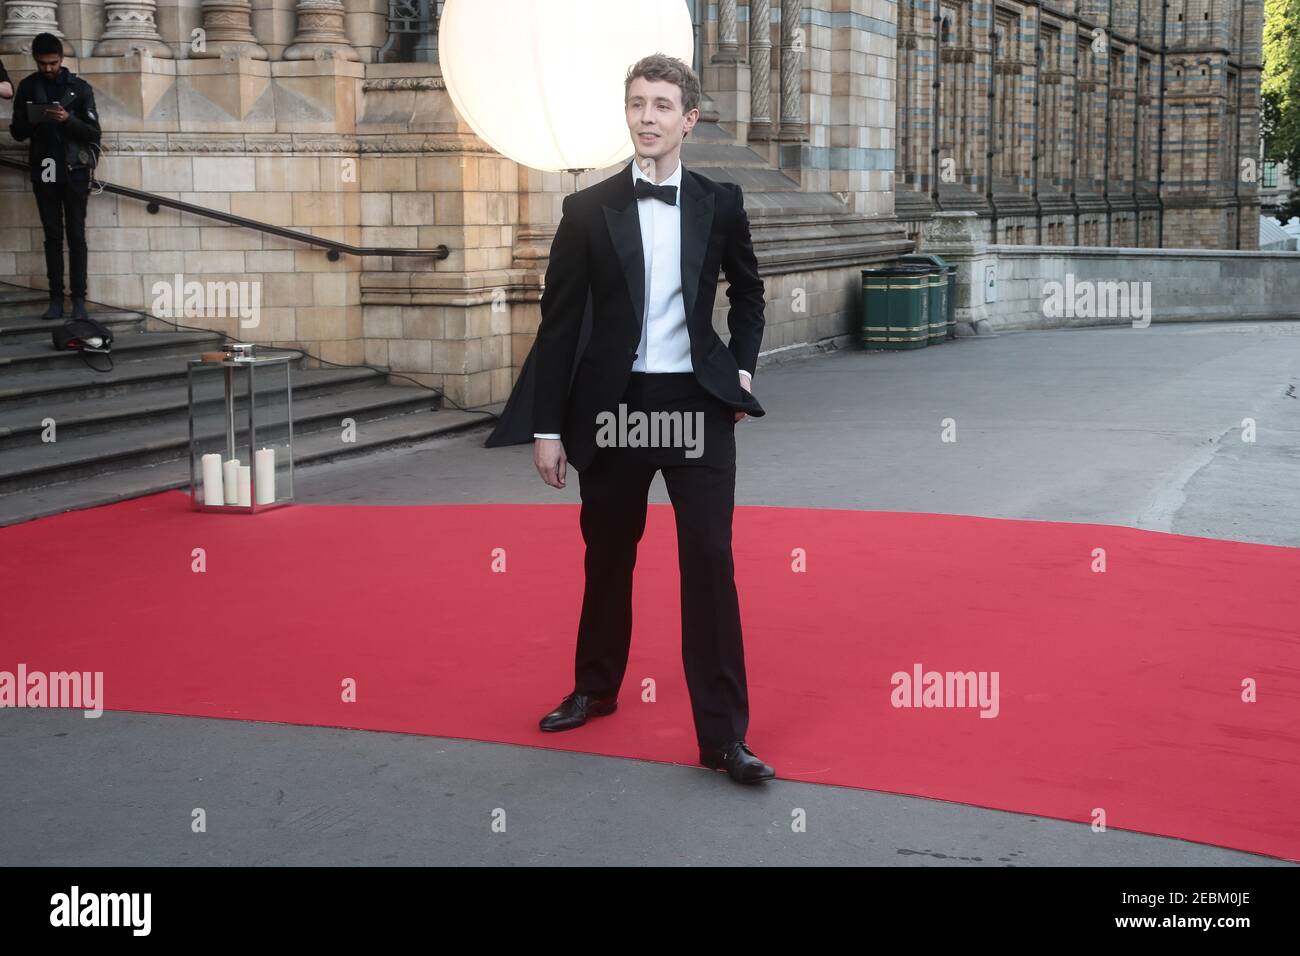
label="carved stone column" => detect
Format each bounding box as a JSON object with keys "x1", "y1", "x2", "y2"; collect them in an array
[
  {"x1": 712, "y1": 0, "x2": 739, "y2": 63},
  {"x1": 922, "y1": 212, "x2": 996, "y2": 336},
  {"x1": 778, "y1": 0, "x2": 806, "y2": 140},
  {"x1": 192, "y1": 0, "x2": 268, "y2": 59},
  {"x1": 748, "y1": 0, "x2": 773, "y2": 140},
  {"x1": 284, "y1": 0, "x2": 360, "y2": 61},
  {"x1": 93, "y1": 0, "x2": 174, "y2": 56},
  {"x1": 0, "y1": 0, "x2": 64, "y2": 54}
]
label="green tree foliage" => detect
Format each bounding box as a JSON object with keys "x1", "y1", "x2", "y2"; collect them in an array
[{"x1": 1262, "y1": 0, "x2": 1300, "y2": 219}]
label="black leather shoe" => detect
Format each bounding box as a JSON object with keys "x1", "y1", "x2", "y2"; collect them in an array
[
  {"x1": 70, "y1": 297, "x2": 88, "y2": 321},
  {"x1": 699, "y1": 740, "x2": 776, "y2": 784},
  {"x1": 41, "y1": 296, "x2": 63, "y2": 321},
  {"x1": 538, "y1": 692, "x2": 618, "y2": 732}
]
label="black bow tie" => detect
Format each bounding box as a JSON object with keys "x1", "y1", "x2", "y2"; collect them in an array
[{"x1": 635, "y1": 179, "x2": 678, "y2": 206}]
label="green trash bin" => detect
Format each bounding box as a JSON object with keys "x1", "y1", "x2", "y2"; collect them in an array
[
  {"x1": 861, "y1": 265, "x2": 931, "y2": 350},
  {"x1": 897, "y1": 254, "x2": 952, "y2": 344},
  {"x1": 943, "y1": 263, "x2": 956, "y2": 338}
]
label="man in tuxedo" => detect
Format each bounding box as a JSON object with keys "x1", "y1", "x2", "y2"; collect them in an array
[{"x1": 526, "y1": 54, "x2": 774, "y2": 784}]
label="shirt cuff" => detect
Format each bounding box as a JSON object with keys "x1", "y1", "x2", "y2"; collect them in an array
[
  {"x1": 738, "y1": 370, "x2": 753, "y2": 381},
  {"x1": 533, "y1": 433, "x2": 562, "y2": 440}
]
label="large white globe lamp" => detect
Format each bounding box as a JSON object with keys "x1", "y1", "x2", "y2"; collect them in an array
[{"x1": 438, "y1": 0, "x2": 696, "y2": 172}]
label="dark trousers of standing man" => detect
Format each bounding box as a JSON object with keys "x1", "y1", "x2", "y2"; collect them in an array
[
  {"x1": 33, "y1": 167, "x2": 90, "y2": 301},
  {"x1": 572, "y1": 370, "x2": 750, "y2": 750}
]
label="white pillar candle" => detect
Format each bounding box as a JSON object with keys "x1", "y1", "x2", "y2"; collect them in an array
[
  {"x1": 201, "y1": 453, "x2": 224, "y2": 506},
  {"x1": 237, "y1": 465, "x2": 252, "y2": 507},
  {"x1": 254, "y1": 447, "x2": 276, "y2": 505},
  {"x1": 222, "y1": 458, "x2": 240, "y2": 505}
]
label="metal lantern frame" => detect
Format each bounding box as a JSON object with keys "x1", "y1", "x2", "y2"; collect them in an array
[{"x1": 187, "y1": 354, "x2": 295, "y2": 514}]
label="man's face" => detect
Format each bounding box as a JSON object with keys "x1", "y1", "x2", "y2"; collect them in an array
[
  {"x1": 35, "y1": 53, "x2": 62, "y2": 79},
  {"x1": 625, "y1": 76, "x2": 697, "y2": 163}
]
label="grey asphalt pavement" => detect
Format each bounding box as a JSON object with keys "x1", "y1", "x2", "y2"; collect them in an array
[{"x1": 3, "y1": 320, "x2": 1297, "y2": 866}]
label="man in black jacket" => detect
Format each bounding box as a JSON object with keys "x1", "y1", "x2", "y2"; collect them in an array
[
  {"x1": 505, "y1": 55, "x2": 775, "y2": 784},
  {"x1": 8, "y1": 33, "x2": 102, "y2": 321}
]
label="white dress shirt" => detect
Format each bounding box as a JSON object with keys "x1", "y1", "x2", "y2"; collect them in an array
[
  {"x1": 534, "y1": 158, "x2": 748, "y2": 440},
  {"x1": 630, "y1": 157, "x2": 692, "y2": 376}
]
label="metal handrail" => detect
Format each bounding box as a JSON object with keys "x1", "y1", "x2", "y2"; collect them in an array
[{"x1": 0, "y1": 155, "x2": 450, "y2": 262}]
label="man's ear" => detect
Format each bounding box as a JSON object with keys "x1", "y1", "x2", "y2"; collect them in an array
[{"x1": 684, "y1": 108, "x2": 700, "y2": 138}]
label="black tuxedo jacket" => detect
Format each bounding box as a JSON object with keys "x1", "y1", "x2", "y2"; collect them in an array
[{"x1": 486, "y1": 160, "x2": 766, "y2": 471}]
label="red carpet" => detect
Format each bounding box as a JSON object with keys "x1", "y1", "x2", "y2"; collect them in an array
[{"x1": 2, "y1": 490, "x2": 1298, "y2": 860}]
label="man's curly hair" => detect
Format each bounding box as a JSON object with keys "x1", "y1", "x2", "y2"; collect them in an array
[{"x1": 624, "y1": 53, "x2": 702, "y2": 134}]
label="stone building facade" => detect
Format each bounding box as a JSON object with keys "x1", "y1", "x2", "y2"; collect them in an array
[
  {"x1": 0, "y1": 1, "x2": 1265, "y2": 408},
  {"x1": 0, "y1": 0, "x2": 919, "y2": 405},
  {"x1": 896, "y1": 0, "x2": 1264, "y2": 249}
]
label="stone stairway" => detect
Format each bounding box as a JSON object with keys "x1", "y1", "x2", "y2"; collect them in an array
[
  {"x1": 682, "y1": 111, "x2": 912, "y2": 267},
  {"x1": 682, "y1": 117, "x2": 845, "y2": 214},
  {"x1": 0, "y1": 285, "x2": 495, "y2": 527}
]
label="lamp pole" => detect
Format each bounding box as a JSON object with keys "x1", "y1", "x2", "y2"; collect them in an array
[{"x1": 563, "y1": 168, "x2": 594, "y2": 196}]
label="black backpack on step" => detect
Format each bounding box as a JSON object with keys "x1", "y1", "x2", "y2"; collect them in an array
[{"x1": 52, "y1": 316, "x2": 114, "y2": 372}]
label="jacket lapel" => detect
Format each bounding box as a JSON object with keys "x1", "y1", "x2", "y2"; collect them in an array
[
  {"x1": 677, "y1": 169, "x2": 714, "y2": 324},
  {"x1": 602, "y1": 165, "x2": 645, "y2": 336},
  {"x1": 602, "y1": 162, "x2": 715, "y2": 338}
]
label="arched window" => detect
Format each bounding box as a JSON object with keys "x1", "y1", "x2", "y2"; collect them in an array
[{"x1": 379, "y1": 0, "x2": 443, "y2": 63}]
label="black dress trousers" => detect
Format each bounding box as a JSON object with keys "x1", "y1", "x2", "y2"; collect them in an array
[
  {"x1": 33, "y1": 167, "x2": 90, "y2": 300},
  {"x1": 572, "y1": 371, "x2": 750, "y2": 749}
]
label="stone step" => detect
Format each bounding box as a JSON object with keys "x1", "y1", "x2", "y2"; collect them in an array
[
  {"x1": 682, "y1": 139, "x2": 786, "y2": 169},
  {"x1": 0, "y1": 367, "x2": 434, "y2": 448},
  {"x1": 684, "y1": 164, "x2": 807, "y2": 196},
  {"x1": 0, "y1": 289, "x2": 55, "y2": 319},
  {"x1": 0, "y1": 353, "x2": 381, "y2": 412},
  {"x1": 681, "y1": 121, "x2": 883, "y2": 216},
  {"x1": 0, "y1": 407, "x2": 496, "y2": 528},
  {"x1": 0, "y1": 310, "x2": 147, "y2": 345},
  {"x1": 0, "y1": 328, "x2": 227, "y2": 373},
  {"x1": 0, "y1": 384, "x2": 447, "y2": 494},
  {"x1": 686, "y1": 118, "x2": 733, "y2": 143},
  {"x1": 682, "y1": 135, "x2": 804, "y2": 195},
  {"x1": 0, "y1": 292, "x2": 144, "y2": 322},
  {"x1": 0, "y1": 282, "x2": 489, "y2": 521},
  {"x1": 731, "y1": 189, "x2": 854, "y2": 216}
]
